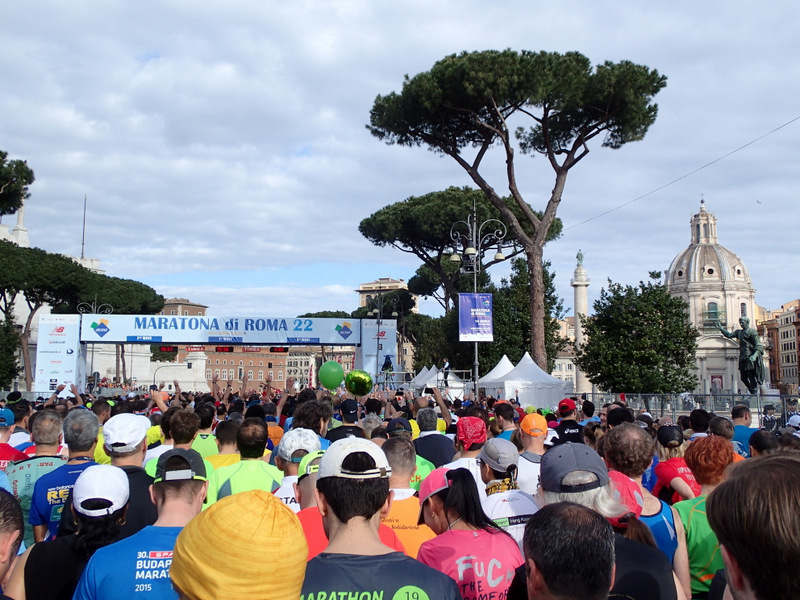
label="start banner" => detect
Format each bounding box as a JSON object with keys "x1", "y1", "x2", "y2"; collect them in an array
[{"x1": 79, "y1": 315, "x2": 362, "y2": 345}]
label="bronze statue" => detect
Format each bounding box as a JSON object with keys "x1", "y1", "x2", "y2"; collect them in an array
[{"x1": 716, "y1": 316, "x2": 765, "y2": 394}]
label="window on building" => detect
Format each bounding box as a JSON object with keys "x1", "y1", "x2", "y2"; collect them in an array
[
  {"x1": 277, "y1": 372, "x2": 283, "y2": 380},
  {"x1": 215, "y1": 360, "x2": 219, "y2": 365},
  {"x1": 268, "y1": 362, "x2": 273, "y2": 369},
  {"x1": 238, "y1": 368, "x2": 244, "y2": 378},
  {"x1": 184, "y1": 311, "x2": 189, "y2": 316},
  {"x1": 239, "y1": 360, "x2": 243, "y2": 366},
  {"x1": 248, "y1": 370, "x2": 253, "y2": 379},
  {"x1": 222, "y1": 369, "x2": 228, "y2": 379},
  {"x1": 741, "y1": 303, "x2": 747, "y2": 317},
  {"x1": 206, "y1": 369, "x2": 212, "y2": 379},
  {"x1": 249, "y1": 361, "x2": 253, "y2": 366},
  {"x1": 269, "y1": 371, "x2": 273, "y2": 379},
  {"x1": 170, "y1": 310, "x2": 175, "y2": 315},
  {"x1": 214, "y1": 369, "x2": 220, "y2": 378},
  {"x1": 258, "y1": 370, "x2": 263, "y2": 379}
]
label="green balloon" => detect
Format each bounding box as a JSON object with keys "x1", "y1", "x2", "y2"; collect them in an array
[
  {"x1": 318, "y1": 361, "x2": 344, "y2": 390},
  {"x1": 345, "y1": 370, "x2": 373, "y2": 396}
]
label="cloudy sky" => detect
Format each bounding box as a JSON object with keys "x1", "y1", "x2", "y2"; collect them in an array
[{"x1": 1, "y1": 0, "x2": 798, "y2": 319}]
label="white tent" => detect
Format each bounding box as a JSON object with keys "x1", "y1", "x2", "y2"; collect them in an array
[
  {"x1": 409, "y1": 366, "x2": 431, "y2": 388},
  {"x1": 478, "y1": 355, "x2": 515, "y2": 384},
  {"x1": 480, "y1": 352, "x2": 573, "y2": 408}
]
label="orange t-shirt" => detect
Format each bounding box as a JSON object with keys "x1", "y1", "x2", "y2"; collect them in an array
[
  {"x1": 381, "y1": 494, "x2": 435, "y2": 558},
  {"x1": 296, "y1": 506, "x2": 406, "y2": 560}
]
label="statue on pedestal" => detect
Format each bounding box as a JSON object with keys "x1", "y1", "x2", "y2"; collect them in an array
[{"x1": 716, "y1": 317, "x2": 765, "y2": 395}]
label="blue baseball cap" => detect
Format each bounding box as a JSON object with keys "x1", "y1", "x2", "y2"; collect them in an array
[{"x1": 0, "y1": 408, "x2": 15, "y2": 427}]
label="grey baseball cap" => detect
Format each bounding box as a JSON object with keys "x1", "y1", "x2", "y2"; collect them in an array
[{"x1": 540, "y1": 442, "x2": 609, "y2": 493}]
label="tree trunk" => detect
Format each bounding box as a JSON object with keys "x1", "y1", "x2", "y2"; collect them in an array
[
  {"x1": 115, "y1": 344, "x2": 121, "y2": 385},
  {"x1": 21, "y1": 302, "x2": 41, "y2": 392},
  {"x1": 527, "y1": 246, "x2": 548, "y2": 370}
]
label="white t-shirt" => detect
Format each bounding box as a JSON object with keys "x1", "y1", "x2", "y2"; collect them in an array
[
  {"x1": 516, "y1": 452, "x2": 543, "y2": 496},
  {"x1": 273, "y1": 475, "x2": 300, "y2": 513},
  {"x1": 482, "y1": 488, "x2": 539, "y2": 552},
  {"x1": 143, "y1": 444, "x2": 173, "y2": 464},
  {"x1": 442, "y1": 456, "x2": 486, "y2": 501}
]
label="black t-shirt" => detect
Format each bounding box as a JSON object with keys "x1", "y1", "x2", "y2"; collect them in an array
[
  {"x1": 325, "y1": 425, "x2": 366, "y2": 442},
  {"x1": 302, "y1": 552, "x2": 460, "y2": 600},
  {"x1": 57, "y1": 465, "x2": 157, "y2": 540},
  {"x1": 551, "y1": 419, "x2": 584, "y2": 445},
  {"x1": 414, "y1": 434, "x2": 456, "y2": 467},
  {"x1": 506, "y1": 534, "x2": 676, "y2": 600},
  {"x1": 25, "y1": 535, "x2": 87, "y2": 600}
]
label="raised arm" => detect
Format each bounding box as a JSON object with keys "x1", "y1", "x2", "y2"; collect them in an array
[{"x1": 432, "y1": 387, "x2": 452, "y2": 429}]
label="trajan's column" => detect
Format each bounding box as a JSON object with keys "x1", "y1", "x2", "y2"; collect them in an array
[{"x1": 571, "y1": 250, "x2": 591, "y2": 394}]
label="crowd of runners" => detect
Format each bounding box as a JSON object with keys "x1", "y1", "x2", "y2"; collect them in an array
[{"x1": 0, "y1": 379, "x2": 796, "y2": 600}]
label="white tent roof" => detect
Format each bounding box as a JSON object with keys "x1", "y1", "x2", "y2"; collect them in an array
[
  {"x1": 479, "y1": 355, "x2": 515, "y2": 384},
  {"x1": 409, "y1": 366, "x2": 431, "y2": 387},
  {"x1": 480, "y1": 352, "x2": 573, "y2": 408}
]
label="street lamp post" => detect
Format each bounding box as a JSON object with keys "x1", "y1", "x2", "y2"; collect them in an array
[
  {"x1": 152, "y1": 361, "x2": 192, "y2": 387},
  {"x1": 366, "y1": 288, "x2": 398, "y2": 389},
  {"x1": 76, "y1": 298, "x2": 113, "y2": 390},
  {"x1": 449, "y1": 199, "x2": 508, "y2": 401}
]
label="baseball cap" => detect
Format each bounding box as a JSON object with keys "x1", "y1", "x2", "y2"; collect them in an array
[
  {"x1": 788, "y1": 415, "x2": 800, "y2": 429},
  {"x1": 477, "y1": 438, "x2": 519, "y2": 472},
  {"x1": 386, "y1": 417, "x2": 412, "y2": 435},
  {"x1": 456, "y1": 417, "x2": 487, "y2": 450},
  {"x1": 73, "y1": 464, "x2": 130, "y2": 517},
  {"x1": 154, "y1": 448, "x2": 207, "y2": 483},
  {"x1": 0, "y1": 409, "x2": 14, "y2": 427},
  {"x1": 540, "y1": 442, "x2": 609, "y2": 493},
  {"x1": 520, "y1": 413, "x2": 548, "y2": 437},
  {"x1": 558, "y1": 398, "x2": 576, "y2": 414},
  {"x1": 608, "y1": 470, "x2": 644, "y2": 528},
  {"x1": 317, "y1": 437, "x2": 391, "y2": 480},
  {"x1": 103, "y1": 413, "x2": 151, "y2": 453},
  {"x1": 339, "y1": 399, "x2": 359, "y2": 421},
  {"x1": 656, "y1": 424, "x2": 684, "y2": 447},
  {"x1": 298, "y1": 450, "x2": 325, "y2": 481},
  {"x1": 278, "y1": 428, "x2": 321, "y2": 462},
  {"x1": 417, "y1": 466, "x2": 451, "y2": 524}
]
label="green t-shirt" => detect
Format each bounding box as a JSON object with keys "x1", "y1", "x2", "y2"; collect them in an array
[
  {"x1": 144, "y1": 455, "x2": 215, "y2": 480},
  {"x1": 6, "y1": 455, "x2": 68, "y2": 546},
  {"x1": 410, "y1": 454, "x2": 434, "y2": 492},
  {"x1": 204, "y1": 459, "x2": 282, "y2": 508},
  {"x1": 674, "y1": 495, "x2": 723, "y2": 597},
  {"x1": 191, "y1": 433, "x2": 218, "y2": 459}
]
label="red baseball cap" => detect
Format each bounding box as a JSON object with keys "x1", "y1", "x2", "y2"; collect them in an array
[{"x1": 558, "y1": 398, "x2": 576, "y2": 414}]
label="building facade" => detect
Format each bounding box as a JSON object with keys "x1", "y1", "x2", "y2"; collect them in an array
[{"x1": 665, "y1": 201, "x2": 767, "y2": 394}]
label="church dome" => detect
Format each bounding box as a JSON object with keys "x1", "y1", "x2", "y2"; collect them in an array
[{"x1": 665, "y1": 201, "x2": 752, "y2": 291}]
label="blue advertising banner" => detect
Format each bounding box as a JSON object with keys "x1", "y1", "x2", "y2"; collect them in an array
[
  {"x1": 78, "y1": 315, "x2": 361, "y2": 345},
  {"x1": 458, "y1": 293, "x2": 494, "y2": 342}
]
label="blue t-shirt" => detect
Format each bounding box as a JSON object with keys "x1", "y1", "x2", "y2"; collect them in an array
[
  {"x1": 732, "y1": 425, "x2": 754, "y2": 458},
  {"x1": 73, "y1": 525, "x2": 182, "y2": 600},
  {"x1": 29, "y1": 460, "x2": 96, "y2": 540}
]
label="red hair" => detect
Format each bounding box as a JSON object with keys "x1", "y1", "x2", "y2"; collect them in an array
[{"x1": 685, "y1": 436, "x2": 732, "y2": 485}]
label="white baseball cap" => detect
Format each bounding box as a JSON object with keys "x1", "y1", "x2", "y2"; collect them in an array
[
  {"x1": 103, "y1": 413, "x2": 151, "y2": 453},
  {"x1": 73, "y1": 465, "x2": 130, "y2": 517},
  {"x1": 318, "y1": 437, "x2": 391, "y2": 480},
  {"x1": 278, "y1": 428, "x2": 321, "y2": 462},
  {"x1": 788, "y1": 415, "x2": 800, "y2": 429}
]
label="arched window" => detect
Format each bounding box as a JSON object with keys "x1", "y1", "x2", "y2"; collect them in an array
[{"x1": 740, "y1": 303, "x2": 747, "y2": 317}]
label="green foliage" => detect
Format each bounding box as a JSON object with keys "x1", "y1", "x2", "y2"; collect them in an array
[
  {"x1": 150, "y1": 344, "x2": 178, "y2": 363},
  {"x1": 481, "y1": 259, "x2": 566, "y2": 373},
  {"x1": 575, "y1": 276, "x2": 699, "y2": 394},
  {"x1": 0, "y1": 151, "x2": 35, "y2": 217},
  {"x1": 351, "y1": 289, "x2": 416, "y2": 320},
  {"x1": 368, "y1": 49, "x2": 665, "y2": 368},
  {"x1": 298, "y1": 311, "x2": 351, "y2": 319},
  {"x1": 359, "y1": 187, "x2": 561, "y2": 311},
  {"x1": 0, "y1": 313, "x2": 21, "y2": 388}
]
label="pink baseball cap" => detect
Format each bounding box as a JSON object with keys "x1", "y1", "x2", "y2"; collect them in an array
[{"x1": 417, "y1": 467, "x2": 451, "y2": 525}]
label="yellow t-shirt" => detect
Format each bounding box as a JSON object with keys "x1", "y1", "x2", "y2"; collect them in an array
[{"x1": 206, "y1": 453, "x2": 241, "y2": 470}]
